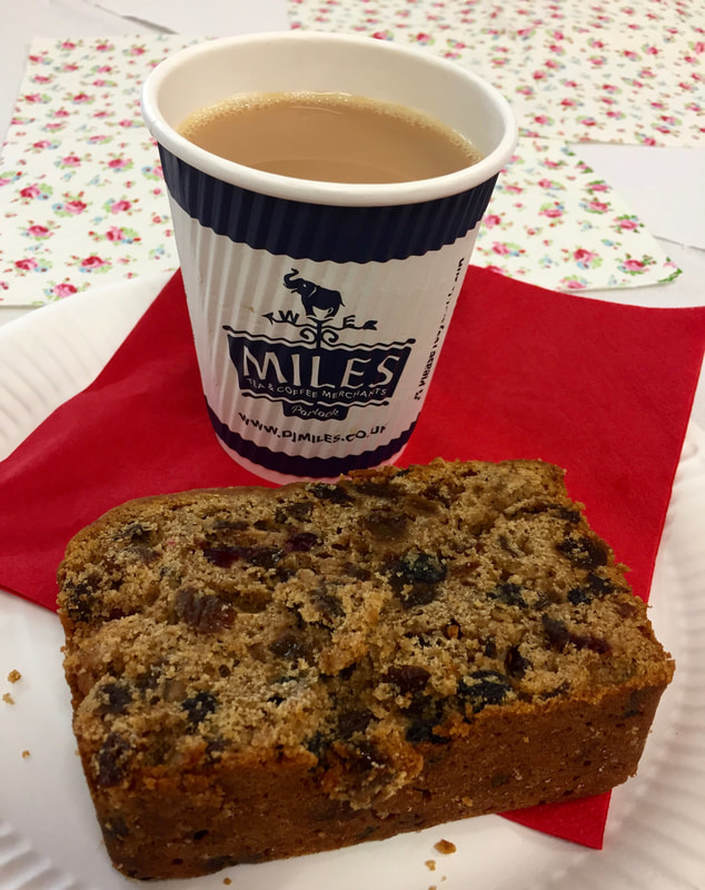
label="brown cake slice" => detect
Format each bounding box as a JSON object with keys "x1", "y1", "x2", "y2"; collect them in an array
[{"x1": 57, "y1": 458, "x2": 674, "y2": 880}]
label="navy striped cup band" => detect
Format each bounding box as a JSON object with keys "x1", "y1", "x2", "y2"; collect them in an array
[{"x1": 160, "y1": 145, "x2": 497, "y2": 264}]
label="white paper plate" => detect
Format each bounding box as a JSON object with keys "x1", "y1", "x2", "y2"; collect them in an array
[{"x1": 1, "y1": 282, "x2": 704, "y2": 890}]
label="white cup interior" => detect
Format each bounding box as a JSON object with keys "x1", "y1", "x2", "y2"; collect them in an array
[{"x1": 143, "y1": 32, "x2": 517, "y2": 206}]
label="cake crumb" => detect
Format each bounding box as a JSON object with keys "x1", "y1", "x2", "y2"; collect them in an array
[
  {"x1": 223, "y1": 880, "x2": 232, "y2": 886},
  {"x1": 425, "y1": 860, "x2": 436, "y2": 871},
  {"x1": 7, "y1": 669, "x2": 22, "y2": 683},
  {"x1": 434, "y1": 839, "x2": 456, "y2": 855},
  {"x1": 21, "y1": 750, "x2": 30, "y2": 759},
  {"x1": 2, "y1": 693, "x2": 14, "y2": 705},
  {"x1": 429, "y1": 885, "x2": 437, "y2": 890}
]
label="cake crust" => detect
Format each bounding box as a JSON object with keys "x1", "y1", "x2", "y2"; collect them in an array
[{"x1": 57, "y1": 459, "x2": 674, "y2": 880}]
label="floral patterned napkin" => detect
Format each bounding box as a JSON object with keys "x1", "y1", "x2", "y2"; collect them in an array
[
  {"x1": 0, "y1": 32, "x2": 683, "y2": 307},
  {"x1": 290, "y1": 0, "x2": 705, "y2": 147},
  {"x1": 475, "y1": 139, "x2": 679, "y2": 292},
  {"x1": 0, "y1": 36, "x2": 193, "y2": 306}
]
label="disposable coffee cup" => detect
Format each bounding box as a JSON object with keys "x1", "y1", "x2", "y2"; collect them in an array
[{"x1": 142, "y1": 32, "x2": 516, "y2": 483}]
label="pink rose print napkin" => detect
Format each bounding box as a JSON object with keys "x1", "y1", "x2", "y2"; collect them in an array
[
  {"x1": 0, "y1": 32, "x2": 683, "y2": 306},
  {"x1": 0, "y1": 36, "x2": 195, "y2": 307},
  {"x1": 474, "y1": 139, "x2": 679, "y2": 292},
  {"x1": 1, "y1": 267, "x2": 705, "y2": 848},
  {"x1": 289, "y1": 0, "x2": 705, "y2": 146}
]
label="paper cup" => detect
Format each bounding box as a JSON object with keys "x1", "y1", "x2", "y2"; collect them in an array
[{"x1": 142, "y1": 32, "x2": 516, "y2": 483}]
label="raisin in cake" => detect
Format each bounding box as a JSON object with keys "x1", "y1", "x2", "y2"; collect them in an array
[{"x1": 57, "y1": 459, "x2": 673, "y2": 880}]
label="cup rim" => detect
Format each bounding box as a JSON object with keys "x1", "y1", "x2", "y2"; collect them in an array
[{"x1": 142, "y1": 31, "x2": 518, "y2": 208}]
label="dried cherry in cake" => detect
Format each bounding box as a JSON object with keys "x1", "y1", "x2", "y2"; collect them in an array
[
  {"x1": 337, "y1": 709, "x2": 373, "y2": 738},
  {"x1": 181, "y1": 691, "x2": 218, "y2": 728},
  {"x1": 96, "y1": 732, "x2": 132, "y2": 787},
  {"x1": 483, "y1": 637, "x2": 498, "y2": 658},
  {"x1": 95, "y1": 681, "x2": 133, "y2": 716},
  {"x1": 63, "y1": 574, "x2": 101, "y2": 622},
  {"x1": 384, "y1": 665, "x2": 431, "y2": 694},
  {"x1": 284, "y1": 532, "x2": 319, "y2": 553},
  {"x1": 275, "y1": 501, "x2": 313, "y2": 524},
  {"x1": 309, "y1": 482, "x2": 354, "y2": 505},
  {"x1": 310, "y1": 588, "x2": 345, "y2": 625},
  {"x1": 387, "y1": 550, "x2": 447, "y2": 608},
  {"x1": 393, "y1": 551, "x2": 447, "y2": 585},
  {"x1": 556, "y1": 533, "x2": 608, "y2": 569},
  {"x1": 568, "y1": 586, "x2": 593, "y2": 605},
  {"x1": 170, "y1": 587, "x2": 234, "y2": 633},
  {"x1": 488, "y1": 581, "x2": 527, "y2": 608},
  {"x1": 114, "y1": 521, "x2": 154, "y2": 543},
  {"x1": 268, "y1": 631, "x2": 310, "y2": 663},
  {"x1": 504, "y1": 646, "x2": 532, "y2": 679},
  {"x1": 458, "y1": 671, "x2": 513, "y2": 714},
  {"x1": 202, "y1": 544, "x2": 282, "y2": 569},
  {"x1": 403, "y1": 694, "x2": 450, "y2": 744},
  {"x1": 542, "y1": 615, "x2": 573, "y2": 651},
  {"x1": 364, "y1": 510, "x2": 409, "y2": 541},
  {"x1": 351, "y1": 478, "x2": 403, "y2": 499}
]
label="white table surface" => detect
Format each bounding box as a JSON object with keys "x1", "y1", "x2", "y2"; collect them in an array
[
  {"x1": 1, "y1": 0, "x2": 704, "y2": 429},
  {"x1": 1, "y1": 9, "x2": 704, "y2": 889}
]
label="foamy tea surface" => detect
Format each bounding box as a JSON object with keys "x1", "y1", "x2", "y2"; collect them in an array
[{"x1": 178, "y1": 91, "x2": 483, "y2": 183}]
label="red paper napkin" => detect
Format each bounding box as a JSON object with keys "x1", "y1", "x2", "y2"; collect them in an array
[{"x1": 1, "y1": 267, "x2": 704, "y2": 850}]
